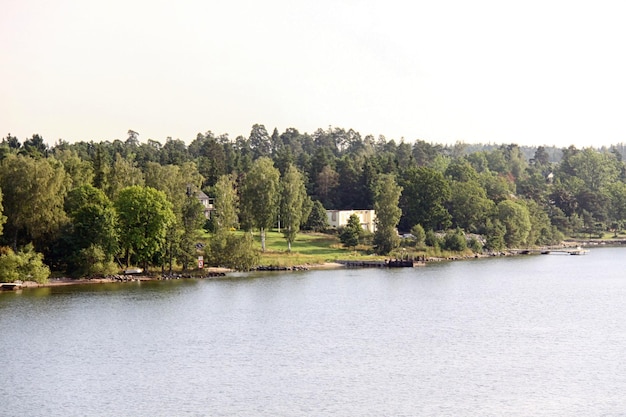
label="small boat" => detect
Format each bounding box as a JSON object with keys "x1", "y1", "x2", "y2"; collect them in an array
[{"x1": 569, "y1": 246, "x2": 588, "y2": 255}]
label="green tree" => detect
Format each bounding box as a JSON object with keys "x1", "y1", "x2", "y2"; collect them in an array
[
  {"x1": 304, "y1": 200, "x2": 329, "y2": 232},
  {"x1": 175, "y1": 194, "x2": 205, "y2": 271},
  {"x1": 0, "y1": 187, "x2": 6, "y2": 237},
  {"x1": 340, "y1": 214, "x2": 362, "y2": 249},
  {"x1": 249, "y1": 123, "x2": 272, "y2": 159},
  {"x1": 484, "y1": 219, "x2": 506, "y2": 251},
  {"x1": 240, "y1": 157, "x2": 280, "y2": 251},
  {"x1": 607, "y1": 181, "x2": 626, "y2": 235},
  {"x1": 410, "y1": 224, "x2": 425, "y2": 246},
  {"x1": 280, "y1": 164, "x2": 308, "y2": 251},
  {"x1": 212, "y1": 174, "x2": 239, "y2": 231},
  {"x1": 0, "y1": 244, "x2": 50, "y2": 283},
  {"x1": 106, "y1": 153, "x2": 144, "y2": 200},
  {"x1": 442, "y1": 228, "x2": 467, "y2": 251},
  {"x1": 64, "y1": 185, "x2": 119, "y2": 273},
  {"x1": 206, "y1": 231, "x2": 259, "y2": 271},
  {"x1": 399, "y1": 166, "x2": 451, "y2": 231},
  {"x1": 53, "y1": 149, "x2": 95, "y2": 189},
  {"x1": 373, "y1": 174, "x2": 403, "y2": 255},
  {"x1": 115, "y1": 186, "x2": 175, "y2": 271},
  {"x1": 0, "y1": 154, "x2": 69, "y2": 249},
  {"x1": 447, "y1": 180, "x2": 494, "y2": 233},
  {"x1": 496, "y1": 200, "x2": 531, "y2": 248}
]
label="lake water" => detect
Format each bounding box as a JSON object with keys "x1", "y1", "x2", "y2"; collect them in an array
[{"x1": 1, "y1": 248, "x2": 626, "y2": 416}]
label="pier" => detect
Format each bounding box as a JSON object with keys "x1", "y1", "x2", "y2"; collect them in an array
[
  {"x1": 518, "y1": 246, "x2": 589, "y2": 256},
  {"x1": 337, "y1": 259, "x2": 422, "y2": 268}
]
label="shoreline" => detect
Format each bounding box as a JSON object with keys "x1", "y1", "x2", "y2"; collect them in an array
[{"x1": 2, "y1": 240, "x2": 616, "y2": 290}]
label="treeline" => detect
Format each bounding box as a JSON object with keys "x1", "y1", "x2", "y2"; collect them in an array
[{"x1": 1, "y1": 126, "x2": 626, "y2": 279}]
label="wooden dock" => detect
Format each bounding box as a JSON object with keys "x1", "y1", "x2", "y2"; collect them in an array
[
  {"x1": 337, "y1": 259, "x2": 422, "y2": 268},
  {"x1": 519, "y1": 247, "x2": 589, "y2": 256}
]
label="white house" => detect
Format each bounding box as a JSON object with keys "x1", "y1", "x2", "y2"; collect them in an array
[
  {"x1": 326, "y1": 209, "x2": 376, "y2": 232},
  {"x1": 197, "y1": 190, "x2": 215, "y2": 219}
]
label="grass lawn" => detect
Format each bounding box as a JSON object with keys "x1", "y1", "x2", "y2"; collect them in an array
[
  {"x1": 214, "y1": 229, "x2": 378, "y2": 267},
  {"x1": 253, "y1": 230, "x2": 371, "y2": 266}
]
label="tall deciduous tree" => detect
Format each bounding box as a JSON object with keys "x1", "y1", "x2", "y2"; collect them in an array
[
  {"x1": 0, "y1": 187, "x2": 6, "y2": 237},
  {"x1": 280, "y1": 164, "x2": 308, "y2": 251},
  {"x1": 212, "y1": 174, "x2": 239, "y2": 231},
  {"x1": 106, "y1": 153, "x2": 144, "y2": 200},
  {"x1": 0, "y1": 154, "x2": 69, "y2": 249},
  {"x1": 240, "y1": 157, "x2": 280, "y2": 251},
  {"x1": 115, "y1": 186, "x2": 175, "y2": 271},
  {"x1": 64, "y1": 184, "x2": 119, "y2": 262},
  {"x1": 399, "y1": 166, "x2": 451, "y2": 231},
  {"x1": 373, "y1": 174, "x2": 403, "y2": 255},
  {"x1": 496, "y1": 200, "x2": 531, "y2": 248}
]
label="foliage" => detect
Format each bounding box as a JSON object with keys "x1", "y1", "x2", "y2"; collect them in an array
[
  {"x1": 0, "y1": 154, "x2": 69, "y2": 249},
  {"x1": 496, "y1": 200, "x2": 531, "y2": 247},
  {"x1": 304, "y1": 200, "x2": 329, "y2": 232},
  {"x1": 64, "y1": 185, "x2": 119, "y2": 263},
  {"x1": 410, "y1": 224, "x2": 426, "y2": 246},
  {"x1": 239, "y1": 157, "x2": 280, "y2": 251},
  {"x1": 206, "y1": 231, "x2": 259, "y2": 271},
  {"x1": 399, "y1": 166, "x2": 451, "y2": 231},
  {"x1": 115, "y1": 186, "x2": 175, "y2": 270},
  {"x1": 212, "y1": 174, "x2": 239, "y2": 231},
  {"x1": 0, "y1": 244, "x2": 50, "y2": 283},
  {"x1": 340, "y1": 214, "x2": 362, "y2": 249},
  {"x1": 280, "y1": 164, "x2": 309, "y2": 251},
  {"x1": 72, "y1": 245, "x2": 118, "y2": 278},
  {"x1": 0, "y1": 187, "x2": 6, "y2": 237},
  {"x1": 424, "y1": 230, "x2": 441, "y2": 248},
  {"x1": 175, "y1": 195, "x2": 205, "y2": 270},
  {"x1": 10, "y1": 128, "x2": 626, "y2": 277},
  {"x1": 373, "y1": 174, "x2": 403, "y2": 254},
  {"x1": 442, "y1": 228, "x2": 467, "y2": 251}
]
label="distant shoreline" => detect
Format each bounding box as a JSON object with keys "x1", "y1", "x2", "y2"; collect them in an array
[{"x1": 4, "y1": 241, "x2": 624, "y2": 290}]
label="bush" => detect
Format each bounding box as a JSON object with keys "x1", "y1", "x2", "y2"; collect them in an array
[
  {"x1": 74, "y1": 245, "x2": 118, "y2": 277},
  {"x1": 206, "y1": 231, "x2": 259, "y2": 271},
  {"x1": 425, "y1": 230, "x2": 441, "y2": 248},
  {"x1": 410, "y1": 224, "x2": 426, "y2": 246},
  {"x1": 442, "y1": 229, "x2": 467, "y2": 252},
  {"x1": 468, "y1": 237, "x2": 483, "y2": 253},
  {"x1": 0, "y1": 244, "x2": 50, "y2": 283}
]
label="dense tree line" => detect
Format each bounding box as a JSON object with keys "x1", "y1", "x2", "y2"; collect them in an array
[{"x1": 2, "y1": 126, "x2": 626, "y2": 279}]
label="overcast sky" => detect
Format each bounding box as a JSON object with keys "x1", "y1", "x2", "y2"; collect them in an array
[{"x1": 3, "y1": 0, "x2": 626, "y2": 148}]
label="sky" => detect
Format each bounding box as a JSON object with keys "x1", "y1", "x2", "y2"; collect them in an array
[{"x1": 2, "y1": 0, "x2": 626, "y2": 148}]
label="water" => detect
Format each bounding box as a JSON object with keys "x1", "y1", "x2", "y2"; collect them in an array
[{"x1": 2, "y1": 248, "x2": 626, "y2": 416}]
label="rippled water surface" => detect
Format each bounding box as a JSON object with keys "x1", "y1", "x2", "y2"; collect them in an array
[{"x1": 2, "y1": 248, "x2": 626, "y2": 416}]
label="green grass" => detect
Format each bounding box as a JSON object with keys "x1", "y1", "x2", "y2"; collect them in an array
[
  {"x1": 199, "y1": 229, "x2": 480, "y2": 268},
  {"x1": 210, "y1": 229, "x2": 381, "y2": 267},
  {"x1": 251, "y1": 230, "x2": 371, "y2": 266}
]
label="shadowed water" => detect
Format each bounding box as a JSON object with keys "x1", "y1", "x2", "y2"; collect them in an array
[{"x1": 1, "y1": 248, "x2": 626, "y2": 416}]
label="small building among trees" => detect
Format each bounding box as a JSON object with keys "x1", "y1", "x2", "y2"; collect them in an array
[
  {"x1": 197, "y1": 190, "x2": 214, "y2": 219},
  {"x1": 326, "y1": 209, "x2": 377, "y2": 232}
]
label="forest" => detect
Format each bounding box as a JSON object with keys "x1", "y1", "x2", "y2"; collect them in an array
[{"x1": 1, "y1": 125, "x2": 626, "y2": 282}]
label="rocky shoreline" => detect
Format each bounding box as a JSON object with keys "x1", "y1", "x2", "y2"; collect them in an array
[{"x1": 1, "y1": 239, "x2": 615, "y2": 291}]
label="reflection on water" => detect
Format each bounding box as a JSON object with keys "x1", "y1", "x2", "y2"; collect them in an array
[{"x1": 1, "y1": 248, "x2": 626, "y2": 416}]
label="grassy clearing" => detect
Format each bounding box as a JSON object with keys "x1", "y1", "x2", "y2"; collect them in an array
[
  {"x1": 210, "y1": 230, "x2": 384, "y2": 266},
  {"x1": 251, "y1": 230, "x2": 377, "y2": 266},
  {"x1": 198, "y1": 229, "x2": 480, "y2": 268}
]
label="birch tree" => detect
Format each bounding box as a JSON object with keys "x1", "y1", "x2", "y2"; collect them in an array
[{"x1": 280, "y1": 164, "x2": 308, "y2": 251}]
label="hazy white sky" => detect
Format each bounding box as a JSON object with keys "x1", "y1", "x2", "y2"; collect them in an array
[{"x1": 3, "y1": 0, "x2": 626, "y2": 147}]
